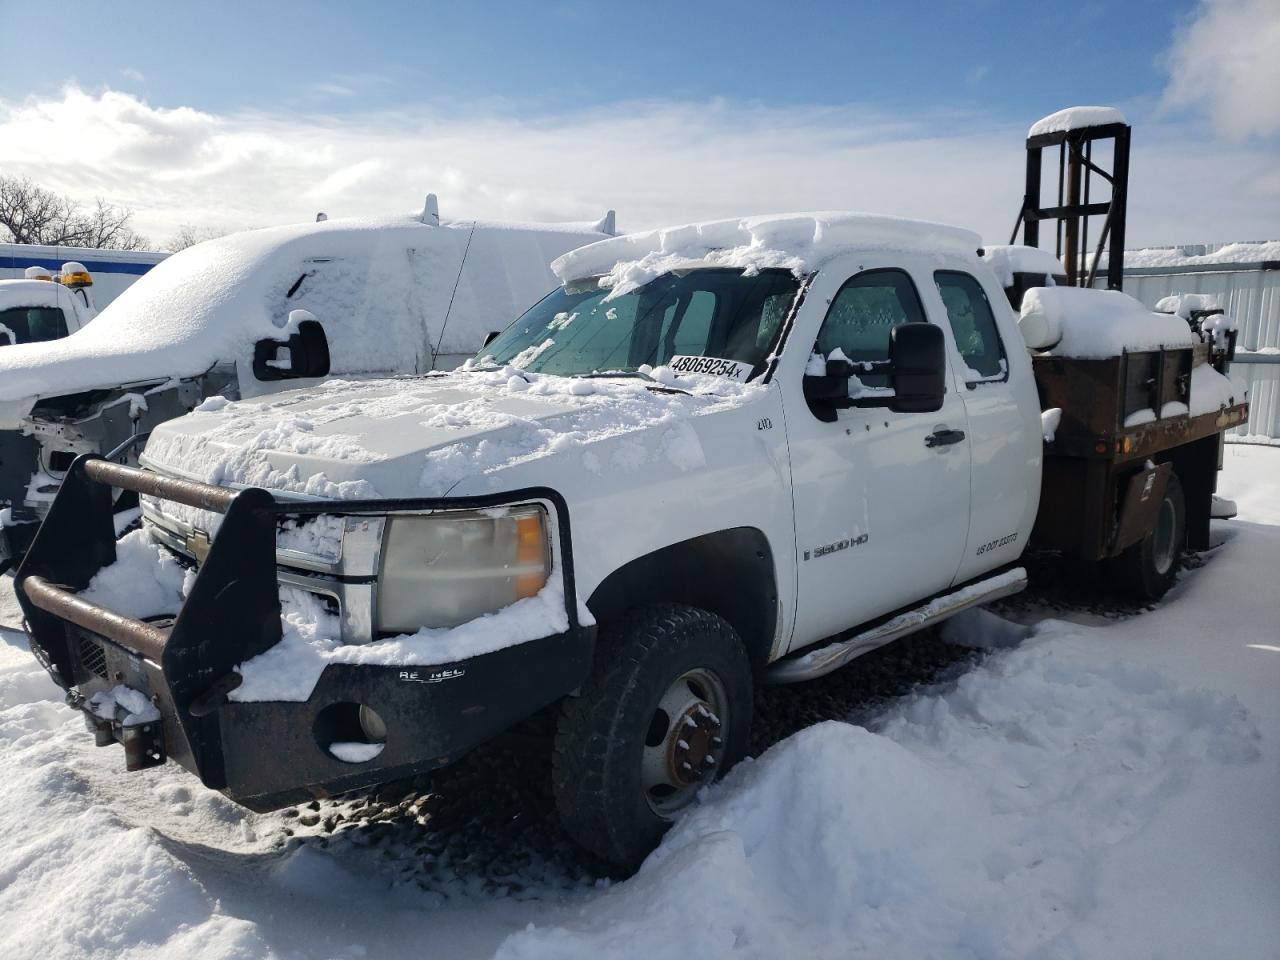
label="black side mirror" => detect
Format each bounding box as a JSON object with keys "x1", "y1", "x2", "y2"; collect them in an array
[
  {"x1": 887, "y1": 322, "x2": 946, "y2": 413},
  {"x1": 253, "y1": 319, "x2": 331, "y2": 382},
  {"x1": 802, "y1": 323, "x2": 946, "y2": 421},
  {"x1": 482, "y1": 330, "x2": 500, "y2": 348}
]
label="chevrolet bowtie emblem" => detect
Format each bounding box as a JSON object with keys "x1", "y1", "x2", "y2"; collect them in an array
[{"x1": 184, "y1": 529, "x2": 212, "y2": 565}]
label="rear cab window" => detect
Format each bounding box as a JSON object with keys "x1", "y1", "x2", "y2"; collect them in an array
[{"x1": 933, "y1": 271, "x2": 1008, "y2": 384}]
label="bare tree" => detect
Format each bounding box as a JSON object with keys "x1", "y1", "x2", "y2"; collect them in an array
[
  {"x1": 0, "y1": 175, "x2": 149, "y2": 250},
  {"x1": 165, "y1": 223, "x2": 228, "y2": 252}
]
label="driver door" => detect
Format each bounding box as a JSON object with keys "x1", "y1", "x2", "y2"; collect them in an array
[{"x1": 783, "y1": 256, "x2": 972, "y2": 651}]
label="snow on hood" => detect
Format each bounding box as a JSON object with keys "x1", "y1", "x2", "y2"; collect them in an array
[
  {"x1": 140, "y1": 368, "x2": 762, "y2": 501},
  {"x1": 0, "y1": 214, "x2": 605, "y2": 406},
  {"x1": 552, "y1": 212, "x2": 983, "y2": 297}
]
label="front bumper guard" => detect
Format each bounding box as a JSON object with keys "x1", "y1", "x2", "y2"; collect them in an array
[{"x1": 16, "y1": 456, "x2": 593, "y2": 810}]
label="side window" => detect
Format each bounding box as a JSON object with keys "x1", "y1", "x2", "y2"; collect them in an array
[
  {"x1": 934, "y1": 271, "x2": 1007, "y2": 381},
  {"x1": 814, "y1": 269, "x2": 926, "y2": 387}
]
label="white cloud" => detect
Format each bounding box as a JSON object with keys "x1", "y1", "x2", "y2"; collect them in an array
[
  {"x1": 120, "y1": 67, "x2": 145, "y2": 84},
  {"x1": 0, "y1": 87, "x2": 1275, "y2": 249},
  {"x1": 1163, "y1": 0, "x2": 1280, "y2": 139}
]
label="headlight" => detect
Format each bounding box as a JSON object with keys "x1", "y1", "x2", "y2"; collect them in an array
[{"x1": 376, "y1": 505, "x2": 550, "y2": 633}]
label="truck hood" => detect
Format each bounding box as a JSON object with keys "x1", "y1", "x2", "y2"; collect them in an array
[
  {"x1": 140, "y1": 368, "x2": 761, "y2": 500},
  {"x1": 0, "y1": 213, "x2": 607, "y2": 410}
]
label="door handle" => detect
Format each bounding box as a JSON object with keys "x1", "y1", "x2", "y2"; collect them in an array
[{"x1": 925, "y1": 429, "x2": 966, "y2": 448}]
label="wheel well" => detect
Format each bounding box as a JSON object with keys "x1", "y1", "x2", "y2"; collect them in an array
[{"x1": 586, "y1": 528, "x2": 780, "y2": 670}]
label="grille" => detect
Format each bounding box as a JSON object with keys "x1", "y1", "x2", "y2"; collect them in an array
[{"x1": 78, "y1": 636, "x2": 109, "y2": 680}]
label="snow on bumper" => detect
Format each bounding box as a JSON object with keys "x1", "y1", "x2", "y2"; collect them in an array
[{"x1": 14, "y1": 456, "x2": 594, "y2": 811}]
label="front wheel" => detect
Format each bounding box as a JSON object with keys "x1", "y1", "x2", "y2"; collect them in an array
[
  {"x1": 1108, "y1": 471, "x2": 1186, "y2": 601},
  {"x1": 552, "y1": 604, "x2": 753, "y2": 868}
]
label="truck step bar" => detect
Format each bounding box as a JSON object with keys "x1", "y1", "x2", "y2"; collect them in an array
[{"x1": 763, "y1": 567, "x2": 1027, "y2": 684}]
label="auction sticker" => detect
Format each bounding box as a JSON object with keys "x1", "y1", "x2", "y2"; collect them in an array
[{"x1": 669, "y1": 355, "x2": 753, "y2": 381}]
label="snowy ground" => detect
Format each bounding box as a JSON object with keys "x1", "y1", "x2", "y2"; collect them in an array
[{"x1": 0, "y1": 445, "x2": 1276, "y2": 959}]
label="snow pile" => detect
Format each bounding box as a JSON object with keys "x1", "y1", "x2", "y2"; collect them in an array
[
  {"x1": 1028, "y1": 105, "x2": 1127, "y2": 137},
  {"x1": 141, "y1": 368, "x2": 759, "y2": 501},
  {"x1": 553, "y1": 212, "x2": 982, "y2": 295},
  {"x1": 1018, "y1": 286, "x2": 1197, "y2": 357},
  {"x1": 500, "y1": 631, "x2": 1261, "y2": 958},
  {"x1": 1155, "y1": 294, "x2": 1238, "y2": 351},
  {"x1": 1190, "y1": 363, "x2": 1247, "y2": 416},
  {"x1": 78, "y1": 527, "x2": 192, "y2": 620},
  {"x1": 88, "y1": 684, "x2": 161, "y2": 727},
  {"x1": 0, "y1": 213, "x2": 605, "y2": 407},
  {"x1": 1156, "y1": 292, "x2": 1221, "y2": 319},
  {"x1": 980, "y1": 244, "x2": 1064, "y2": 286}
]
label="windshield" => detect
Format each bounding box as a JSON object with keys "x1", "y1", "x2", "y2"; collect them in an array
[
  {"x1": 0, "y1": 306, "x2": 69, "y2": 346},
  {"x1": 477, "y1": 268, "x2": 800, "y2": 379}
]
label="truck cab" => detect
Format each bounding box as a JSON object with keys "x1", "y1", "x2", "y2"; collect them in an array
[{"x1": 0, "y1": 263, "x2": 97, "y2": 347}]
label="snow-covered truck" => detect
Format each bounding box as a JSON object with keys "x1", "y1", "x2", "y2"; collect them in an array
[
  {"x1": 0, "y1": 262, "x2": 100, "y2": 348},
  {"x1": 0, "y1": 203, "x2": 614, "y2": 570},
  {"x1": 1, "y1": 243, "x2": 167, "y2": 314},
  {"x1": 12, "y1": 114, "x2": 1249, "y2": 867}
]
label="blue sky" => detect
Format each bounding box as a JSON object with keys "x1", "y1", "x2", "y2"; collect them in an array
[
  {"x1": 0, "y1": 0, "x2": 1276, "y2": 247},
  {"x1": 6, "y1": 1, "x2": 1193, "y2": 119}
]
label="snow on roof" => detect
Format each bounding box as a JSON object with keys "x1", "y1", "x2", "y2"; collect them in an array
[
  {"x1": 0, "y1": 278, "x2": 74, "y2": 313},
  {"x1": 980, "y1": 245, "x2": 1066, "y2": 287},
  {"x1": 1018, "y1": 286, "x2": 1197, "y2": 358},
  {"x1": 1028, "y1": 106, "x2": 1127, "y2": 138},
  {"x1": 552, "y1": 212, "x2": 983, "y2": 294},
  {"x1": 0, "y1": 213, "x2": 605, "y2": 406},
  {"x1": 1117, "y1": 240, "x2": 1280, "y2": 269}
]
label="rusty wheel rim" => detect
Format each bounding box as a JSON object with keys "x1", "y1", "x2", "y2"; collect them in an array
[{"x1": 640, "y1": 667, "x2": 728, "y2": 818}]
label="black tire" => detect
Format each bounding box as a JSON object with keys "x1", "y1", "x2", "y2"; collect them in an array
[
  {"x1": 552, "y1": 603, "x2": 753, "y2": 868},
  {"x1": 1108, "y1": 472, "x2": 1186, "y2": 601}
]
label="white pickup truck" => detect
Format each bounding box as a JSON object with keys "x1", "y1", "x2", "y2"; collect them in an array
[
  {"x1": 0, "y1": 262, "x2": 99, "y2": 347},
  {"x1": 15, "y1": 211, "x2": 1247, "y2": 868}
]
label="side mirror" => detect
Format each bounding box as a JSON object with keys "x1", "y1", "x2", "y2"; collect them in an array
[
  {"x1": 887, "y1": 322, "x2": 946, "y2": 413},
  {"x1": 802, "y1": 323, "x2": 946, "y2": 420},
  {"x1": 482, "y1": 330, "x2": 501, "y2": 349},
  {"x1": 253, "y1": 319, "x2": 331, "y2": 382}
]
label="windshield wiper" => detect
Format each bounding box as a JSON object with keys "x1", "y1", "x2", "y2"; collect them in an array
[{"x1": 577, "y1": 370, "x2": 693, "y2": 396}]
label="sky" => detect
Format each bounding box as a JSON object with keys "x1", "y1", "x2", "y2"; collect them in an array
[{"x1": 0, "y1": 0, "x2": 1276, "y2": 249}]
